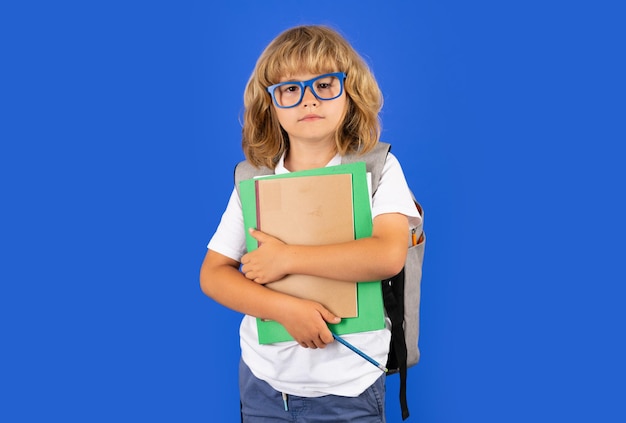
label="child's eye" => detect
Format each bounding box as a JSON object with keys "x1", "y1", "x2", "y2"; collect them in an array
[
  {"x1": 315, "y1": 77, "x2": 335, "y2": 91},
  {"x1": 280, "y1": 84, "x2": 300, "y2": 94}
]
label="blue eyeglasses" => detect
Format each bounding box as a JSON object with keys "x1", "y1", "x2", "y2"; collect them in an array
[{"x1": 266, "y1": 72, "x2": 347, "y2": 108}]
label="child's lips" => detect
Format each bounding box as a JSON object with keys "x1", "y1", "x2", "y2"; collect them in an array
[{"x1": 299, "y1": 114, "x2": 323, "y2": 121}]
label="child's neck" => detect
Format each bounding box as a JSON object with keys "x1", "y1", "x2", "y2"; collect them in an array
[{"x1": 284, "y1": 141, "x2": 337, "y2": 172}]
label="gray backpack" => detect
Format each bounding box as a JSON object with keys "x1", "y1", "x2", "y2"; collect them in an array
[{"x1": 234, "y1": 142, "x2": 425, "y2": 421}]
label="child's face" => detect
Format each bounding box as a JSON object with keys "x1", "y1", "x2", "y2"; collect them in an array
[{"x1": 272, "y1": 72, "x2": 347, "y2": 147}]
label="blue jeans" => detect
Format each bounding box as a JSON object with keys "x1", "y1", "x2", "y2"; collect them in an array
[{"x1": 239, "y1": 359, "x2": 386, "y2": 422}]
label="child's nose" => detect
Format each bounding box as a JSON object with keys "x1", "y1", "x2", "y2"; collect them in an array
[{"x1": 301, "y1": 87, "x2": 318, "y2": 106}]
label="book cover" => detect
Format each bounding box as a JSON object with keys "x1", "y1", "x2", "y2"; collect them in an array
[{"x1": 256, "y1": 173, "x2": 357, "y2": 317}]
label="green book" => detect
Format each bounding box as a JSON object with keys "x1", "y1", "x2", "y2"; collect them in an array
[{"x1": 239, "y1": 161, "x2": 386, "y2": 344}]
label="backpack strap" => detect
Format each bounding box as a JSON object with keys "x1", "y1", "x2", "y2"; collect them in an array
[
  {"x1": 383, "y1": 269, "x2": 410, "y2": 420},
  {"x1": 342, "y1": 142, "x2": 391, "y2": 197},
  {"x1": 234, "y1": 161, "x2": 273, "y2": 197}
]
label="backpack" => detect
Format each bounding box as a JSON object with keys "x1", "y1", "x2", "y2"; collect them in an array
[{"x1": 234, "y1": 141, "x2": 425, "y2": 421}]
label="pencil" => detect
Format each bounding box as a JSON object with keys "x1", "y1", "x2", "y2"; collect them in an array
[{"x1": 332, "y1": 333, "x2": 388, "y2": 373}]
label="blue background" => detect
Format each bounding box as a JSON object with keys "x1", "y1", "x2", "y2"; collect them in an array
[{"x1": 2, "y1": 1, "x2": 625, "y2": 422}]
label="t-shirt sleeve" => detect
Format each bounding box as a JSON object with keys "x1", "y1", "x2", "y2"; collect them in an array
[
  {"x1": 371, "y1": 152, "x2": 422, "y2": 229},
  {"x1": 207, "y1": 187, "x2": 247, "y2": 262}
]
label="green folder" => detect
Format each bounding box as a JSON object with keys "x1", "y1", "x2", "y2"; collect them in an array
[{"x1": 239, "y1": 161, "x2": 385, "y2": 344}]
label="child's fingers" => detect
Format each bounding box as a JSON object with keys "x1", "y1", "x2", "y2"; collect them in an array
[{"x1": 320, "y1": 308, "x2": 341, "y2": 325}]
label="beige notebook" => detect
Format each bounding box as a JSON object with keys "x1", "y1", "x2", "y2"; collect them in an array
[{"x1": 256, "y1": 173, "x2": 357, "y2": 317}]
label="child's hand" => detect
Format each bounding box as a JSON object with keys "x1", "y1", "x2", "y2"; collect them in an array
[
  {"x1": 241, "y1": 228, "x2": 290, "y2": 284},
  {"x1": 279, "y1": 299, "x2": 341, "y2": 349}
]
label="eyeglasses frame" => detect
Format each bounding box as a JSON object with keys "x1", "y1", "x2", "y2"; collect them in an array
[{"x1": 266, "y1": 72, "x2": 347, "y2": 109}]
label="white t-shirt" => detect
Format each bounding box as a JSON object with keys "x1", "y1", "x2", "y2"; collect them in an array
[{"x1": 208, "y1": 151, "x2": 421, "y2": 397}]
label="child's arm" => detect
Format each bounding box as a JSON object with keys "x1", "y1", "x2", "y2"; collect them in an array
[
  {"x1": 241, "y1": 212, "x2": 409, "y2": 285},
  {"x1": 200, "y1": 249, "x2": 341, "y2": 348}
]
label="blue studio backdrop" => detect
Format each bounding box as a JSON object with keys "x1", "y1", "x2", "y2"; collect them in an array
[{"x1": 1, "y1": 1, "x2": 625, "y2": 422}]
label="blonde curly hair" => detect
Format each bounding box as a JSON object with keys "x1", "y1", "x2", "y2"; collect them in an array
[{"x1": 242, "y1": 25, "x2": 383, "y2": 169}]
